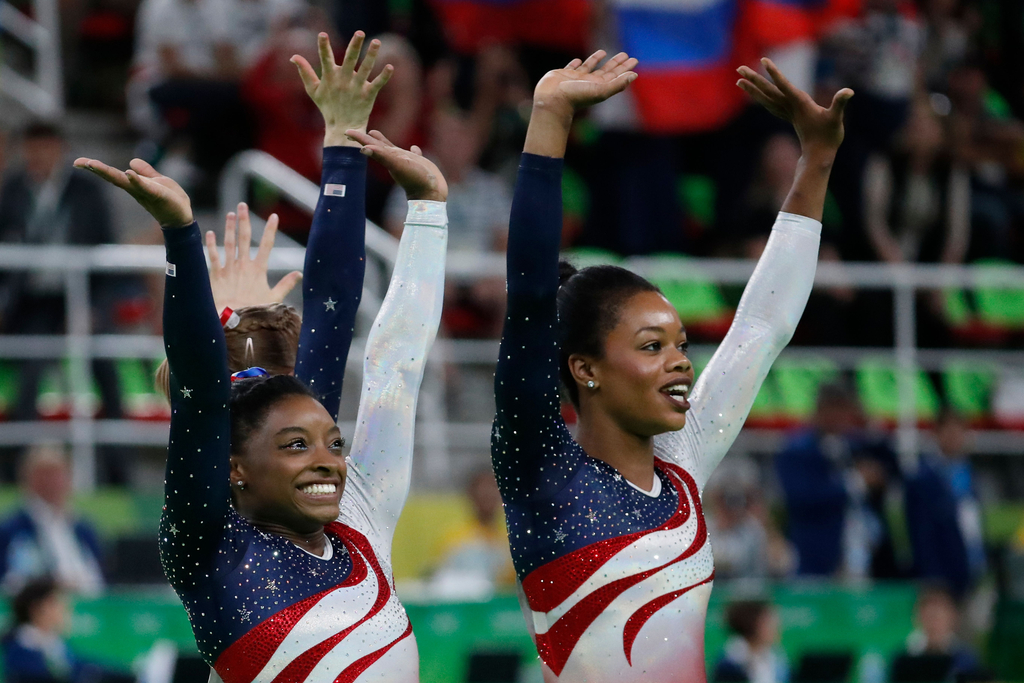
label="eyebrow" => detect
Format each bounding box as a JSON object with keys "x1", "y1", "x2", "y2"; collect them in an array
[{"x1": 275, "y1": 425, "x2": 342, "y2": 438}]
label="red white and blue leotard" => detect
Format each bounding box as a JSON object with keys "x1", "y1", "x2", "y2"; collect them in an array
[
  {"x1": 159, "y1": 147, "x2": 446, "y2": 682},
  {"x1": 492, "y1": 154, "x2": 820, "y2": 682}
]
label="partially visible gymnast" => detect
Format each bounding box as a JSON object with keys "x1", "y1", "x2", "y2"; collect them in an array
[
  {"x1": 492, "y1": 51, "x2": 852, "y2": 682},
  {"x1": 75, "y1": 32, "x2": 449, "y2": 682}
]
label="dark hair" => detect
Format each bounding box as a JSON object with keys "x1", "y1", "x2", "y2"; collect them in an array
[
  {"x1": 916, "y1": 582, "x2": 957, "y2": 611},
  {"x1": 156, "y1": 303, "x2": 302, "y2": 400},
  {"x1": 725, "y1": 599, "x2": 772, "y2": 641},
  {"x1": 12, "y1": 577, "x2": 60, "y2": 626},
  {"x1": 23, "y1": 121, "x2": 63, "y2": 141},
  {"x1": 556, "y1": 262, "x2": 660, "y2": 406},
  {"x1": 230, "y1": 374, "x2": 321, "y2": 455}
]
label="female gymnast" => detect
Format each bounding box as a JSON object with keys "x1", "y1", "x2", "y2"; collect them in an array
[
  {"x1": 492, "y1": 52, "x2": 852, "y2": 682},
  {"x1": 75, "y1": 34, "x2": 449, "y2": 682}
]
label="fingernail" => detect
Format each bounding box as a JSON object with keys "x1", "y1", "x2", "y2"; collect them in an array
[{"x1": 360, "y1": 148, "x2": 372, "y2": 156}]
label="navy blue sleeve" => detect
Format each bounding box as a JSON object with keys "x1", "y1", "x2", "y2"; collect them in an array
[
  {"x1": 295, "y1": 146, "x2": 367, "y2": 422},
  {"x1": 491, "y1": 153, "x2": 577, "y2": 501},
  {"x1": 158, "y1": 223, "x2": 232, "y2": 590}
]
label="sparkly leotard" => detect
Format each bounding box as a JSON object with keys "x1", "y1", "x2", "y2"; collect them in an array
[
  {"x1": 492, "y1": 154, "x2": 821, "y2": 682},
  {"x1": 159, "y1": 149, "x2": 447, "y2": 682}
]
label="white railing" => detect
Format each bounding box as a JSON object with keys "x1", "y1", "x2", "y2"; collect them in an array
[
  {"x1": 0, "y1": 0, "x2": 63, "y2": 117},
  {"x1": 4, "y1": 150, "x2": 1024, "y2": 489}
]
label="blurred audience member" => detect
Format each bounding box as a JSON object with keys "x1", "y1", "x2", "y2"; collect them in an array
[
  {"x1": 864, "y1": 99, "x2": 970, "y2": 264},
  {"x1": 775, "y1": 383, "x2": 901, "y2": 579},
  {"x1": 0, "y1": 446, "x2": 104, "y2": 597},
  {"x1": 713, "y1": 599, "x2": 789, "y2": 683},
  {"x1": 430, "y1": 469, "x2": 515, "y2": 595},
  {"x1": 385, "y1": 107, "x2": 511, "y2": 337},
  {"x1": 0, "y1": 123, "x2": 122, "y2": 422},
  {"x1": 898, "y1": 585, "x2": 986, "y2": 679},
  {"x1": 705, "y1": 459, "x2": 795, "y2": 581},
  {"x1": 905, "y1": 409, "x2": 985, "y2": 598},
  {"x1": 920, "y1": 0, "x2": 971, "y2": 94},
  {"x1": 1, "y1": 578, "x2": 129, "y2": 683}
]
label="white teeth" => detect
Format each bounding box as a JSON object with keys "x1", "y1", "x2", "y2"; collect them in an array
[
  {"x1": 663, "y1": 384, "x2": 690, "y2": 398},
  {"x1": 300, "y1": 483, "x2": 337, "y2": 495}
]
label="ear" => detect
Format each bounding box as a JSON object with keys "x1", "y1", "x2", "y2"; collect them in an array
[
  {"x1": 568, "y1": 353, "x2": 598, "y2": 392},
  {"x1": 229, "y1": 455, "x2": 246, "y2": 488}
]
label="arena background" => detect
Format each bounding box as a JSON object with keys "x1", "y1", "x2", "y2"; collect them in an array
[{"x1": 1, "y1": 0, "x2": 1024, "y2": 680}]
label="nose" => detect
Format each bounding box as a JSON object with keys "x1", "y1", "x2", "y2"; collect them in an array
[{"x1": 668, "y1": 348, "x2": 692, "y2": 375}]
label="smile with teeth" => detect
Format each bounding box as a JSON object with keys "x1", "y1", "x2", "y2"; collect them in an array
[
  {"x1": 299, "y1": 483, "x2": 337, "y2": 496},
  {"x1": 662, "y1": 383, "x2": 690, "y2": 399}
]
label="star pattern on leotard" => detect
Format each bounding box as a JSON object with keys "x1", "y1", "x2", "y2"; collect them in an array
[
  {"x1": 168, "y1": 523, "x2": 179, "y2": 536},
  {"x1": 590, "y1": 462, "x2": 603, "y2": 474},
  {"x1": 613, "y1": 473, "x2": 623, "y2": 482},
  {"x1": 585, "y1": 509, "x2": 598, "y2": 524},
  {"x1": 180, "y1": 387, "x2": 192, "y2": 398},
  {"x1": 324, "y1": 297, "x2": 336, "y2": 311},
  {"x1": 266, "y1": 579, "x2": 279, "y2": 593},
  {"x1": 238, "y1": 607, "x2": 252, "y2": 623},
  {"x1": 554, "y1": 527, "x2": 568, "y2": 543}
]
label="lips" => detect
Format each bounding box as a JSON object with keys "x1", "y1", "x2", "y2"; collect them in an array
[
  {"x1": 296, "y1": 482, "x2": 340, "y2": 498},
  {"x1": 659, "y1": 381, "x2": 691, "y2": 411}
]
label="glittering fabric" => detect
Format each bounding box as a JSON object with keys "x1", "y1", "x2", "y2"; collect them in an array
[
  {"x1": 493, "y1": 153, "x2": 821, "y2": 681},
  {"x1": 159, "y1": 197, "x2": 447, "y2": 681}
]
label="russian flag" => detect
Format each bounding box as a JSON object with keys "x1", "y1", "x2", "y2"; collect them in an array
[
  {"x1": 611, "y1": 0, "x2": 834, "y2": 133},
  {"x1": 429, "y1": 0, "x2": 592, "y2": 55}
]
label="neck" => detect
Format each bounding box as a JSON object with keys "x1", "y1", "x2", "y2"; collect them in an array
[
  {"x1": 251, "y1": 519, "x2": 328, "y2": 556},
  {"x1": 575, "y1": 406, "x2": 656, "y2": 491}
]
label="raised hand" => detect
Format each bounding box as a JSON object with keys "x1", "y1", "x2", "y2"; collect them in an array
[
  {"x1": 73, "y1": 157, "x2": 192, "y2": 227},
  {"x1": 205, "y1": 203, "x2": 302, "y2": 312},
  {"x1": 737, "y1": 58, "x2": 854, "y2": 154},
  {"x1": 292, "y1": 32, "x2": 393, "y2": 147},
  {"x1": 533, "y1": 50, "x2": 639, "y2": 117},
  {"x1": 345, "y1": 129, "x2": 447, "y2": 202}
]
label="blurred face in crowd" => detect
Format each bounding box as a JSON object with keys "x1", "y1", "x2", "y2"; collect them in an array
[
  {"x1": 581, "y1": 291, "x2": 695, "y2": 436},
  {"x1": 752, "y1": 608, "x2": 781, "y2": 650},
  {"x1": 31, "y1": 591, "x2": 69, "y2": 635},
  {"x1": 936, "y1": 413, "x2": 968, "y2": 459},
  {"x1": 468, "y1": 471, "x2": 502, "y2": 525},
  {"x1": 23, "y1": 134, "x2": 65, "y2": 184},
  {"x1": 814, "y1": 395, "x2": 862, "y2": 436},
  {"x1": 917, "y1": 592, "x2": 958, "y2": 649},
  {"x1": 23, "y1": 451, "x2": 73, "y2": 511},
  {"x1": 428, "y1": 110, "x2": 479, "y2": 181}
]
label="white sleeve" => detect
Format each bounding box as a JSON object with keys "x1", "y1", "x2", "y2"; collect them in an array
[
  {"x1": 339, "y1": 200, "x2": 448, "y2": 553},
  {"x1": 654, "y1": 212, "x2": 821, "y2": 491}
]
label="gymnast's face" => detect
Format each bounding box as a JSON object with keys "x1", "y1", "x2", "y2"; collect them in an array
[
  {"x1": 231, "y1": 395, "x2": 346, "y2": 533},
  {"x1": 577, "y1": 291, "x2": 694, "y2": 436}
]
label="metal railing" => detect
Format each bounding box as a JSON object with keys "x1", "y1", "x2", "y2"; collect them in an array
[
  {"x1": 3, "y1": 151, "x2": 1024, "y2": 488},
  {"x1": 0, "y1": 0, "x2": 63, "y2": 117}
]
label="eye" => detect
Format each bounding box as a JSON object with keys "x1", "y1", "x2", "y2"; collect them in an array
[
  {"x1": 282, "y1": 438, "x2": 307, "y2": 451},
  {"x1": 642, "y1": 341, "x2": 661, "y2": 352},
  {"x1": 329, "y1": 438, "x2": 344, "y2": 452},
  {"x1": 678, "y1": 342, "x2": 690, "y2": 354}
]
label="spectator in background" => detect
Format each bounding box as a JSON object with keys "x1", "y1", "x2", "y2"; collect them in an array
[
  {"x1": 0, "y1": 123, "x2": 122, "y2": 422},
  {"x1": 430, "y1": 469, "x2": 515, "y2": 595},
  {"x1": 1, "y1": 578, "x2": 130, "y2": 683},
  {"x1": 898, "y1": 585, "x2": 985, "y2": 680},
  {"x1": 775, "y1": 383, "x2": 902, "y2": 580},
  {"x1": 713, "y1": 599, "x2": 789, "y2": 683},
  {"x1": 385, "y1": 107, "x2": 512, "y2": 337},
  {"x1": 705, "y1": 458, "x2": 795, "y2": 581},
  {"x1": 0, "y1": 446, "x2": 104, "y2": 597},
  {"x1": 905, "y1": 409, "x2": 986, "y2": 598}
]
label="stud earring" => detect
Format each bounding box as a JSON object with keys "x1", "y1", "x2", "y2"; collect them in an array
[
  {"x1": 236, "y1": 481, "x2": 246, "y2": 489},
  {"x1": 587, "y1": 380, "x2": 596, "y2": 389}
]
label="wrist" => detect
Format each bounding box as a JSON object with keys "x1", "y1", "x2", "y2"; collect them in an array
[
  {"x1": 798, "y1": 144, "x2": 838, "y2": 169},
  {"x1": 325, "y1": 125, "x2": 364, "y2": 148},
  {"x1": 405, "y1": 189, "x2": 446, "y2": 202},
  {"x1": 530, "y1": 99, "x2": 574, "y2": 126}
]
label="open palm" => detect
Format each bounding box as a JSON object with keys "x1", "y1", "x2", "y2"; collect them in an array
[
  {"x1": 534, "y1": 50, "x2": 639, "y2": 114},
  {"x1": 74, "y1": 157, "x2": 193, "y2": 227}
]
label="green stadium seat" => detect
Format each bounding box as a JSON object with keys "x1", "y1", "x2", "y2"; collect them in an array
[
  {"x1": 117, "y1": 358, "x2": 168, "y2": 419},
  {"x1": 772, "y1": 357, "x2": 841, "y2": 423},
  {"x1": 973, "y1": 259, "x2": 1024, "y2": 330},
  {"x1": 942, "y1": 361, "x2": 996, "y2": 421},
  {"x1": 644, "y1": 254, "x2": 733, "y2": 329},
  {"x1": 0, "y1": 361, "x2": 20, "y2": 417},
  {"x1": 855, "y1": 359, "x2": 940, "y2": 423}
]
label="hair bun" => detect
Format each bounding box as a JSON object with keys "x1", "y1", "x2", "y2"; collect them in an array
[{"x1": 558, "y1": 261, "x2": 578, "y2": 287}]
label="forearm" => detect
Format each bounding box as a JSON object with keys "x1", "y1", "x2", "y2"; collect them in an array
[
  {"x1": 296, "y1": 146, "x2": 367, "y2": 421},
  {"x1": 523, "y1": 103, "x2": 574, "y2": 159},
  {"x1": 345, "y1": 201, "x2": 447, "y2": 539},
  {"x1": 780, "y1": 148, "x2": 837, "y2": 221}
]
